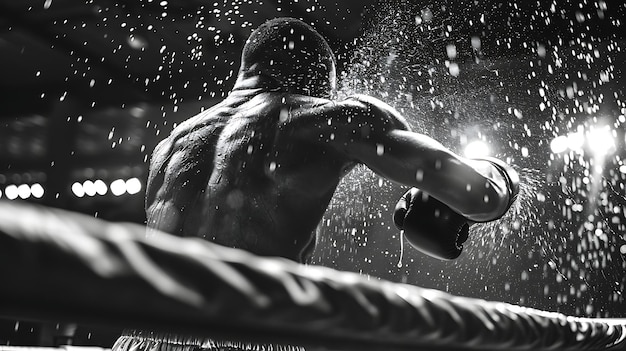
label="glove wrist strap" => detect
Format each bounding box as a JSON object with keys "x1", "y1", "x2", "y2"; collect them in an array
[{"x1": 471, "y1": 157, "x2": 520, "y2": 221}]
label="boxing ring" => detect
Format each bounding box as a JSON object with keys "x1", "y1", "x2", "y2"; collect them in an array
[{"x1": 1, "y1": 200, "x2": 625, "y2": 351}]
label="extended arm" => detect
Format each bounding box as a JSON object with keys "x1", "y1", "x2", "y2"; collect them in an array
[{"x1": 326, "y1": 95, "x2": 514, "y2": 222}]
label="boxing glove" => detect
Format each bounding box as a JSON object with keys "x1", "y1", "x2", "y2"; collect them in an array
[
  {"x1": 392, "y1": 157, "x2": 520, "y2": 260},
  {"x1": 393, "y1": 188, "x2": 470, "y2": 260}
]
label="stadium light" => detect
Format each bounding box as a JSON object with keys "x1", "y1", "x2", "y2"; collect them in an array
[
  {"x1": 587, "y1": 125, "x2": 615, "y2": 157},
  {"x1": 5, "y1": 185, "x2": 18, "y2": 200},
  {"x1": 110, "y1": 179, "x2": 127, "y2": 196},
  {"x1": 126, "y1": 177, "x2": 142, "y2": 195},
  {"x1": 72, "y1": 182, "x2": 85, "y2": 198},
  {"x1": 463, "y1": 140, "x2": 491, "y2": 158},
  {"x1": 83, "y1": 180, "x2": 97, "y2": 197},
  {"x1": 17, "y1": 184, "x2": 31, "y2": 199},
  {"x1": 31, "y1": 183, "x2": 45, "y2": 198},
  {"x1": 550, "y1": 125, "x2": 615, "y2": 155},
  {"x1": 94, "y1": 179, "x2": 108, "y2": 195}
]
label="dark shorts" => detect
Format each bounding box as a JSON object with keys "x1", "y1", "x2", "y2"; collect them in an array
[{"x1": 112, "y1": 330, "x2": 306, "y2": 351}]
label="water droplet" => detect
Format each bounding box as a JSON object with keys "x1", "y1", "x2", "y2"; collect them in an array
[{"x1": 376, "y1": 143, "x2": 384, "y2": 156}]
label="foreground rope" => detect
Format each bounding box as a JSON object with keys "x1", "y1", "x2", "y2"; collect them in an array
[{"x1": 0, "y1": 200, "x2": 625, "y2": 351}]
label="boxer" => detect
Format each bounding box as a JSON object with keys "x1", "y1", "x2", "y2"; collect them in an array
[
  {"x1": 127, "y1": 17, "x2": 519, "y2": 351},
  {"x1": 145, "y1": 17, "x2": 518, "y2": 263}
]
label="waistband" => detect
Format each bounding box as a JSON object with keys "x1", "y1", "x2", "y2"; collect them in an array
[{"x1": 112, "y1": 330, "x2": 306, "y2": 351}]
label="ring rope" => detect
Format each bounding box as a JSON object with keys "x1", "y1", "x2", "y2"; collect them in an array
[{"x1": 1, "y1": 201, "x2": 625, "y2": 351}]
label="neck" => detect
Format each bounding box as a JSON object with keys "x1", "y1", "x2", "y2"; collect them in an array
[
  {"x1": 233, "y1": 68, "x2": 334, "y2": 98},
  {"x1": 233, "y1": 72, "x2": 280, "y2": 91}
]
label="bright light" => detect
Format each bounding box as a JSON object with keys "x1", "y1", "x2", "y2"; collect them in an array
[
  {"x1": 587, "y1": 125, "x2": 615, "y2": 156},
  {"x1": 550, "y1": 135, "x2": 569, "y2": 154},
  {"x1": 70, "y1": 178, "x2": 142, "y2": 198},
  {"x1": 126, "y1": 177, "x2": 142, "y2": 195},
  {"x1": 463, "y1": 140, "x2": 491, "y2": 158},
  {"x1": 110, "y1": 179, "x2": 127, "y2": 196},
  {"x1": 551, "y1": 125, "x2": 615, "y2": 155},
  {"x1": 71, "y1": 182, "x2": 85, "y2": 197},
  {"x1": 5, "y1": 185, "x2": 18, "y2": 200},
  {"x1": 566, "y1": 131, "x2": 585, "y2": 152},
  {"x1": 31, "y1": 183, "x2": 45, "y2": 198},
  {"x1": 620, "y1": 165, "x2": 626, "y2": 174},
  {"x1": 83, "y1": 180, "x2": 96, "y2": 197},
  {"x1": 17, "y1": 184, "x2": 31, "y2": 199},
  {"x1": 94, "y1": 179, "x2": 108, "y2": 195}
]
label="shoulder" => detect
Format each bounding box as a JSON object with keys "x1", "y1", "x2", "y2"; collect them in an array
[
  {"x1": 334, "y1": 94, "x2": 411, "y2": 132},
  {"x1": 285, "y1": 94, "x2": 411, "y2": 147},
  {"x1": 288, "y1": 94, "x2": 409, "y2": 128}
]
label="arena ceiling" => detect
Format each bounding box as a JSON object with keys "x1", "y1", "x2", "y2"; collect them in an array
[
  {"x1": 3, "y1": 0, "x2": 620, "y2": 117},
  {"x1": 0, "y1": 0, "x2": 376, "y2": 115}
]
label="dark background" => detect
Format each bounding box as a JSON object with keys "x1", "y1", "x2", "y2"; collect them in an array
[{"x1": 1, "y1": 0, "x2": 625, "y2": 347}]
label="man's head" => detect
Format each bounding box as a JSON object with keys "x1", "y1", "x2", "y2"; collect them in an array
[{"x1": 238, "y1": 17, "x2": 337, "y2": 98}]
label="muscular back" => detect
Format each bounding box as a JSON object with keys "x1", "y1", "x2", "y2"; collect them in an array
[
  {"x1": 146, "y1": 84, "x2": 360, "y2": 262},
  {"x1": 147, "y1": 75, "x2": 511, "y2": 263}
]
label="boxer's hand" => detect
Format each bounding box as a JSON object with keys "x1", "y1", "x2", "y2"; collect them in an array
[{"x1": 393, "y1": 188, "x2": 470, "y2": 260}]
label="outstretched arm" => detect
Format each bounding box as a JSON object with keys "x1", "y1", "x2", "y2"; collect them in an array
[{"x1": 320, "y1": 95, "x2": 513, "y2": 222}]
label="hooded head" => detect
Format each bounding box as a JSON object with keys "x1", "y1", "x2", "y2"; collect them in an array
[{"x1": 238, "y1": 18, "x2": 337, "y2": 98}]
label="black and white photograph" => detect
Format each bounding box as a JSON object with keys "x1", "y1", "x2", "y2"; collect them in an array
[{"x1": 1, "y1": 1, "x2": 625, "y2": 350}]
